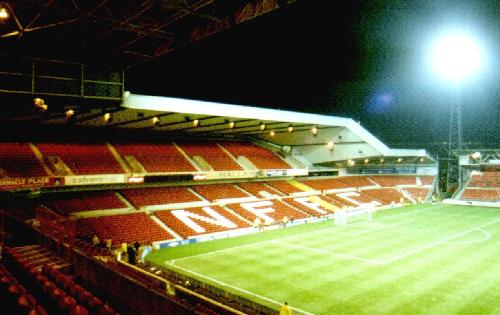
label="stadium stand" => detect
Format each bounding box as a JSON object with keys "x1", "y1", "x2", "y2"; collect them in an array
[
  {"x1": 368, "y1": 175, "x2": 417, "y2": 186},
  {"x1": 112, "y1": 143, "x2": 197, "y2": 173},
  {"x1": 0, "y1": 2, "x2": 449, "y2": 312},
  {"x1": 321, "y1": 194, "x2": 353, "y2": 208},
  {"x1": 36, "y1": 143, "x2": 125, "y2": 175},
  {"x1": 178, "y1": 142, "x2": 243, "y2": 171},
  {"x1": 0, "y1": 143, "x2": 47, "y2": 178},
  {"x1": 361, "y1": 188, "x2": 407, "y2": 205},
  {"x1": 120, "y1": 187, "x2": 202, "y2": 208},
  {"x1": 458, "y1": 170, "x2": 500, "y2": 202},
  {"x1": 264, "y1": 180, "x2": 305, "y2": 195},
  {"x1": 2, "y1": 244, "x2": 120, "y2": 315},
  {"x1": 420, "y1": 176, "x2": 435, "y2": 185},
  {"x1": 300, "y1": 178, "x2": 352, "y2": 190},
  {"x1": 281, "y1": 196, "x2": 335, "y2": 217},
  {"x1": 337, "y1": 176, "x2": 376, "y2": 187},
  {"x1": 41, "y1": 191, "x2": 127, "y2": 215},
  {"x1": 404, "y1": 187, "x2": 430, "y2": 201},
  {"x1": 461, "y1": 189, "x2": 500, "y2": 202},
  {"x1": 77, "y1": 213, "x2": 175, "y2": 245},
  {"x1": 41, "y1": 264, "x2": 119, "y2": 315},
  {"x1": 191, "y1": 183, "x2": 251, "y2": 201},
  {"x1": 237, "y1": 181, "x2": 285, "y2": 198},
  {"x1": 468, "y1": 171, "x2": 500, "y2": 188},
  {"x1": 0, "y1": 260, "x2": 49, "y2": 315},
  {"x1": 154, "y1": 206, "x2": 250, "y2": 238},
  {"x1": 221, "y1": 142, "x2": 292, "y2": 169},
  {"x1": 326, "y1": 190, "x2": 381, "y2": 206},
  {"x1": 226, "y1": 200, "x2": 307, "y2": 224}
]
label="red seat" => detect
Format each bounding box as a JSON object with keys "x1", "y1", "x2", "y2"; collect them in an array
[
  {"x1": 69, "y1": 283, "x2": 84, "y2": 297},
  {"x1": 35, "y1": 305, "x2": 49, "y2": 315},
  {"x1": 71, "y1": 304, "x2": 90, "y2": 315},
  {"x1": 1, "y1": 275, "x2": 12, "y2": 286},
  {"x1": 77, "y1": 289, "x2": 93, "y2": 306},
  {"x1": 42, "y1": 280, "x2": 56, "y2": 294},
  {"x1": 88, "y1": 296, "x2": 104, "y2": 310},
  {"x1": 97, "y1": 303, "x2": 116, "y2": 315},
  {"x1": 17, "y1": 294, "x2": 35, "y2": 311},
  {"x1": 9, "y1": 283, "x2": 25, "y2": 295},
  {"x1": 49, "y1": 287, "x2": 66, "y2": 301},
  {"x1": 24, "y1": 294, "x2": 37, "y2": 308},
  {"x1": 60, "y1": 296, "x2": 78, "y2": 312}
]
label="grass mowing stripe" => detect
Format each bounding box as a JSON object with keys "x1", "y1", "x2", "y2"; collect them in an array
[
  {"x1": 166, "y1": 261, "x2": 315, "y2": 315},
  {"x1": 271, "y1": 239, "x2": 384, "y2": 264},
  {"x1": 445, "y1": 228, "x2": 491, "y2": 244},
  {"x1": 367, "y1": 230, "x2": 499, "y2": 314},
  {"x1": 145, "y1": 204, "x2": 500, "y2": 314},
  {"x1": 382, "y1": 216, "x2": 500, "y2": 264},
  {"x1": 418, "y1": 240, "x2": 500, "y2": 315},
  {"x1": 169, "y1": 215, "x2": 420, "y2": 264}
]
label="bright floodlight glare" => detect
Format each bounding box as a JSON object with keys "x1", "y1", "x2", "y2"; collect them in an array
[
  {"x1": 0, "y1": 7, "x2": 8, "y2": 19},
  {"x1": 430, "y1": 32, "x2": 482, "y2": 82},
  {"x1": 471, "y1": 151, "x2": 481, "y2": 160}
]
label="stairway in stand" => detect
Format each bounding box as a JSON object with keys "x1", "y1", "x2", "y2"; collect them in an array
[{"x1": 9, "y1": 245, "x2": 69, "y2": 272}]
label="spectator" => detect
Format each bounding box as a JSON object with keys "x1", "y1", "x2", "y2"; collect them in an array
[
  {"x1": 127, "y1": 245, "x2": 137, "y2": 265},
  {"x1": 139, "y1": 244, "x2": 152, "y2": 264},
  {"x1": 92, "y1": 235, "x2": 100, "y2": 247},
  {"x1": 105, "y1": 239, "x2": 112, "y2": 250},
  {"x1": 133, "y1": 240, "x2": 140, "y2": 252},
  {"x1": 280, "y1": 301, "x2": 292, "y2": 315},
  {"x1": 282, "y1": 216, "x2": 289, "y2": 228},
  {"x1": 254, "y1": 217, "x2": 262, "y2": 231}
]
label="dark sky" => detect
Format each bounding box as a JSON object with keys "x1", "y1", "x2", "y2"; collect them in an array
[{"x1": 127, "y1": 0, "x2": 500, "y2": 152}]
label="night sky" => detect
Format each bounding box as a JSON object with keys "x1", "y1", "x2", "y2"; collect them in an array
[{"x1": 127, "y1": 0, "x2": 500, "y2": 152}]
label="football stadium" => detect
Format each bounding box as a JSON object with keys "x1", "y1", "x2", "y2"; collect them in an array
[{"x1": 0, "y1": 1, "x2": 499, "y2": 315}]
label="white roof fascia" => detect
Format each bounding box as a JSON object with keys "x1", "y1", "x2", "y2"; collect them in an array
[
  {"x1": 122, "y1": 93, "x2": 398, "y2": 156},
  {"x1": 344, "y1": 120, "x2": 390, "y2": 155},
  {"x1": 122, "y1": 93, "x2": 353, "y2": 125},
  {"x1": 389, "y1": 148, "x2": 428, "y2": 157}
]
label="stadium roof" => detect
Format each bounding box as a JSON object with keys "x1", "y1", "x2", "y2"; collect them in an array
[
  {"x1": 0, "y1": 0, "x2": 299, "y2": 67},
  {"x1": 119, "y1": 93, "x2": 430, "y2": 164},
  {"x1": 0, "y1": 1, "x2": 499, "y2": 154},
  {"x1": 0, "y1": 89, "x2": 431, "y2": 165}
]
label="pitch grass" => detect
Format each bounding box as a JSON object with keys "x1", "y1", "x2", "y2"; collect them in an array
[{"x1": 146, "y1": 204, "x2": 500, "y2": 315}]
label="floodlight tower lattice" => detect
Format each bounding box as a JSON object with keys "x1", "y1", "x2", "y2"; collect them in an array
[
  {"x1": 429, "y1": 31, "x2": 483, "y2": 194},
  {"x1": 446, "y1": 90, "x2": 462, "y2": 192}
]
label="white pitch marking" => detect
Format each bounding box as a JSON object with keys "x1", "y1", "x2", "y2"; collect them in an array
[
  {"x1": 444, "y1": 228, "x2": 491, "y2": 245},
  {"x1": 348, "y1": 219, "x2": 417, "y2": 236},
  {"x1": 383, "y1": 217, "x2": 500, "y2": 264},
  {"x1": 169, "y1": 217, "x2": 417, "y2": 265},
  {"x1": 168, "y1": 241, "x2": 265, "y2": 264},
  {"x1": 166, "y1": 261, "x2": 315, "y2": 315},
  {"x1": 271, "y1": 240, "x2": 384, "y2": 265},
  {"x1": 166, "y1": 204, "x2": 474, "y2": 265},
  {"x1": 168, "y1": 206, "x2": 438, "y2": 264}
]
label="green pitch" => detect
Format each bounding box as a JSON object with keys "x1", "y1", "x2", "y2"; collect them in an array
[{"x1": 146, "y1": 204, "x2": 500, "y2": 315}]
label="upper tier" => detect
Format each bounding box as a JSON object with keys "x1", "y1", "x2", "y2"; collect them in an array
[{"x1": 0, "y1": 141, "x2": 293, "y2": 179}]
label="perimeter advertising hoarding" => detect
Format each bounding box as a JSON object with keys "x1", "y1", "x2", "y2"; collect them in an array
[
  {"x1": 64, "y1": 174, "x2": 127, "y2": 186},
  {"x1": 0, "y1": 177, "x2": 60, "y2": 190},
  {"x1": 200, "y1": 169, "x2": 308, "y2": 180}
]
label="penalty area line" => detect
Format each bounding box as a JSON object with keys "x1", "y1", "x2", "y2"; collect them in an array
[
  {"x1": 166, "y1": 261, "x2": 315, "y2": 315},
  {"x1": 445, "y1": 228, "x2": 491, "y2": 245},
  {"x1": 165, "y1": 219, "x2": 416, "y2": 264},
  {"x1": 271, "y1": 240, "x2": 384, "y2": 265},
  {"x1": 383, "y1": 217, "x2": 500, "y2": 264}
]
